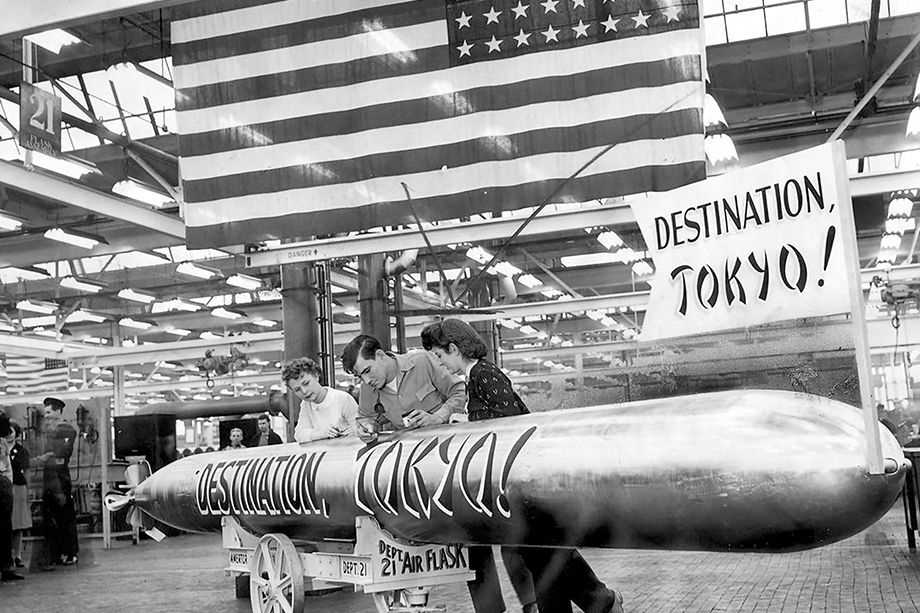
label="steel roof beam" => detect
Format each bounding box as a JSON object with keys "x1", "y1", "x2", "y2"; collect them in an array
[
  {"x1": 0, "y1": 0, "x2": 196, "y2": 38},
  {"x1": 0, "y1": 159, "x2": 185, "y2": 238}
]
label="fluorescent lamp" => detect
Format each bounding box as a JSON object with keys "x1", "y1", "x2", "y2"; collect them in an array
[
  {"x1": 704, "y1": 133, "x2": 738, "y2": 165},
  {"x1": 119, "y1": 317, "x2": 155, "y2": 330},
  {"x1": 540, "y1": 288, "x2": 564, "y2": 298},
  {"x1": 885, "y1": 217, "x2": 916, "y2": 235},
  {"x1": 117, "y1": 288, "x2": 157, "y2": 304},
  {"x1": 519, "y1": 325, "x2": 538, "y2": 335},
  {"x1": 226, "y1": 273, "x2": 262, "y2": 291},
  {"x1": 908, "y1": 107, "x2": 920, "y2": 138},
  {"x1": 31, "y1": 151, "x2": 99, "y2": 179},
  {"x1": 177, "y1": 261, "x2": 222, "y2": 280},
  {"x1": 153, "y1": 298, "x2": 201, "y2": 313},
  {"x1": 888, "y1": 197, "x2": 913, "y2": 218},
  {"x1": 0, "y1": 211, "x2": 26, "y2": 231},
  {"x1": 66, "y1": 309, "x2": 107, "y2": 324},
  {"x1": 16, "y1": 298, "x2": 58, "y2": 314},
  {"x1": 44, "y1": 227, "x2": 105, "y2": 250},
  {"x1": 251, "y1": 319, "x2": 277, "y2": 328},
  {"x1": 164, "y1": 327, "x2": 192, "y2": 337},
  {"x1": 517, "y1": 273, "x2": 542, "y2": 288},
  {"x1": 880, "y1": 234, "x2": 902, "y2": 250},
  {"x1": 704, "y1": 93, "x2": 727, "y2": 127},
  {"x1": 112, "y1": 179, "x2": 174, "y2": 207},
  {"x1": 200, "y1": 331, "x2": 222, "y2": 340},
  {"x1": 5, "y1": 266, "x2": 50, "y2": 281},
  {"x1": 596, "y1": 231, "x2": 625, "y2": 250},
  {"x1": 212, "y1": 307, "x2": 245, "y2": 320},
  {"x1": 60, "y1": 275, "x2": 106, "y2": 293},
  {"x1": 24, "y1": 29, "x2": 82, "y2": 54},
  {"x1": 632, "y1": 261, "x2": 654, "y2": 276}
]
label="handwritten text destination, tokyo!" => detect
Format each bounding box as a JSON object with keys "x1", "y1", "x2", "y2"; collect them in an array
[
  {"x1": 651, "y1": 172, "x2": 837, "y2": 316},
  {"x1": 196, "y1": 452, "x2": 327, "y2": 517}
]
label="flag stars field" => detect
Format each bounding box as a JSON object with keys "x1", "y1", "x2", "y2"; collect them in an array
[
  {"x1": 541, "y1": 0, "x2": 560, "y2": 14},
  {"x1": 484, "y1": 6, "x2": 502, "y2": 24},
  {"x1": 512, "y1": 1, "x2": 529, "y2": 19},
  {"x1": 456, "y1": 11, "x2": 472, "y2": 29}
]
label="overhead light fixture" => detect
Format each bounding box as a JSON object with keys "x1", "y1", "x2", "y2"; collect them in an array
[
  {"x1": 66, "y1": 309, "x2": 107, "y2": 324},
  {"x1": 176, "y1": 261, "x2": 222, "y2": 280},
  {"x1": 30, "y1": 151, "x2": 100, "y2": 179},
  {"x1": 153, "y1": 298, "x2": 201, "y2": 313},
  {"x1": 251, "y1": 318, "x2": 277, "y2": 328},
  {"x1": 517, "y1": 273, "x2": 542, "y2": 288},
  {"x1": 164, "y1": 327, "x2": 192, "y2": 337},
  {"x1": 200, "y1": 331, "x2": 222, "y2": 340},
  {"x1": 880, "y1": 233, "x2": 903, "y2": 250},
  {"x1": 4, "y1": 265, "x2": 51, "y2": 281},
  {"x1": 632, "y1": 260, "x2": 654, "y2": 276},
  {"x1": 519, "y1": 324, "x2": 539, "y2": 335},
  {"x1": 226, "y1": 273, "x2": 262, "y2": 291},
  {"x1": 112, "y1": 179, "x2": 174, "y2": 207},
  {"x1": 211, "y1": 307, "x2": 245, "y2": 320},
  {"x1": 117, "y1": 288, "x2": 157, "y2": 304},
  {"x1": 44, "y1": 227, "x2": 105, "y2": 250},
  {"x1": 60, "y1": 275, "x2": 106, "y2": 293},
  {"x1": 596, "y1": 231, "x2": 625, "y2": 251},
  {"x1": 703, "y1": 93, "x2": 727, "y2": 127},
  {"x1": 0, "y1": 211, "x2": 26, "y2": 231},
  {"x1": 16, "y1": 298, "x2": 58, "y2": 314},
  {"x1": 106, "y1": 61, "x2": 174, "y2": 94},
  {"x1": 498, "y1": 319, "x2": 520, "y2": 329},
  {"x1": 24, "y1": 29, "x2": 83, "y2": 54},
  {"x1": 704, "y1": 133, "x2": 738, "y2": 165},
  {"x1": 908, "y1": 107, "x2": 920, "y2": 138},
  {"x1": 885, "y1": 217, "x2": 915, "y2": 235},
  {"x1": 888, "y1": 196, "x2": 913, "y2": 218},
  {"x1": 119, "y1": 317, "x2": 155, "y2": 330}
]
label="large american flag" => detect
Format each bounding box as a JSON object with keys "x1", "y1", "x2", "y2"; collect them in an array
[
  {"x1": 173, "y1": 0, "x2": 705, "y2": 248},
  {"x1": 3, "y1": 356, "x2": 69, "y2": 395}
]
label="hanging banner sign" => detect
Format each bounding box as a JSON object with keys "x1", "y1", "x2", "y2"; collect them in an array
[
  {"x1": 634, "y1": 143, "x2": 853, "y2": 341},
  {"x1": 19, "y1": 82, "x2": 62, "y2": 155}
]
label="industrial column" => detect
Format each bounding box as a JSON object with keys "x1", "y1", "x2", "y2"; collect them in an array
[
  {"x1": 281, "y1": 263, "x2": 322, "y2": 425},
  {"x1": 357, "y1": 254, "x2": 392, "y2": 350}
]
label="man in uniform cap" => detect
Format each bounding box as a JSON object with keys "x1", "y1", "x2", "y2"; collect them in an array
[{"x1": 38, "y1": 397, "x2": 79, "y2": 567}]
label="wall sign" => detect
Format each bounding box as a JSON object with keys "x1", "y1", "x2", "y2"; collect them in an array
[
  {"x1": 633, "y1": 143, "x2": 853, "y2": 341},
  {"x1": 19, "y1": 82, "x2": 62, "y2": 155}
]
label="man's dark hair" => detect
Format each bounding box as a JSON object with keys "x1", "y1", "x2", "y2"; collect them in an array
[
  {"x1": 280, "y1": 357, "x2": 324, "y2": 385},
  {"x1": 43, "y1": 397, "x2": 65, "y2": 412},
  {"x1": 421, "y1": 319, "x2": 488, "y2": 360},
  {"x1": 341, "y1": 334, "x2": 383, "y2": 375},
  {"x1": 257, "y1": 413, "x2": 271, "y2": 423},
  {"x1": 10, "y1": 420, "x2": 21, "y2": 437},
  {"x1": 0, "y1": 413, "x2": 10, "y2": 438}
]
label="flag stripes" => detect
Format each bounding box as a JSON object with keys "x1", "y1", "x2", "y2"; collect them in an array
[
  {"x1": 180, "y1": 57, "x2": 699, "y2": 156},
  {"x1": 189, "y1": 161, "x2": 701, "y2": 246},
  {"x1": 173, "y1": 0, "x2": 706, "y2": 247},
  {"x1": 4, "y1": 355, "x2": 69, "y2": 395}
]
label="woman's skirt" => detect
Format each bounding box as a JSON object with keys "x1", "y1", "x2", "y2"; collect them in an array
[{"x1": 12, "y1": 483, "x2": 32, "y2": 530}]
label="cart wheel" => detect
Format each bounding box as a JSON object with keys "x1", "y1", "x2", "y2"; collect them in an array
[{"x1": 249, "y1": 533, "x2": 305, "y2": 613}]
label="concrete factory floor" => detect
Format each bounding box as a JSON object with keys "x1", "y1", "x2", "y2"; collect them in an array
[{"x1": 4, "y1": 506, "x2": 920, "y2": 613}]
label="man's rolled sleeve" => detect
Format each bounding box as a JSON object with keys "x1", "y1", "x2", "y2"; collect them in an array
[{"x1": 422, "y1": 354, "x2": 466, "y2": 421}]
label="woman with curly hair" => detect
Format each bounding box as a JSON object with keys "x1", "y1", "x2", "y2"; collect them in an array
[
  {"x1": 282, "y1": 357, "x2": 357, "y2": 443},
  {"x1": 421, "y1": 319, "x2": 624, "y2": 613}
]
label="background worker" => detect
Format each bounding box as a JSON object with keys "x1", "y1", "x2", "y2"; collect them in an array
[
  {"x1": 9, "y1": 421, "x2": 30, "y2": 569},
  {"x1": 248, "y1": 413, "x2": 282, "y2": 447},
  {"x1": 223, "y1": 428, "x2": 246, "y2": 450},
  {"x1": 340, "y1": 334, "x2": 465, "y2": 443},
  {"x1": 283, "y1": 357, "x2": 357, "y2": 443},
  {"x1": 38, "y1": 397, "x2": 79, "y2": 567}
]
